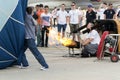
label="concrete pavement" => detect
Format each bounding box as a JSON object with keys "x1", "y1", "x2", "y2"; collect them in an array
[{"x1": 1, "y1": 46, "x2": 120, "y2": 80}]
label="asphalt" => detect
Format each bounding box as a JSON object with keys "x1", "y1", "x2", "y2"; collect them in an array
[{"x1": 1, "y1": 45, "x2": 120, "y2": 80}]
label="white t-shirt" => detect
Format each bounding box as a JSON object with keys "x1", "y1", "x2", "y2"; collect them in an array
[
  {"x1": 41, "y1": 13, "x2": 52, "y2": 26},
  {"x1": 69, "y1": 9, "x2": 81, "y2": 24},
  {"x1": 97, "y1": 8, "x2": 105, "y2": 19},
  {"x1": 56, "y1": 10, "x2": 68, "y2": 24},
  {"x1": 86, "y1": 30, "x2": 100, "y2": 45},
  {"x1": 52, "y1": 9, "x2": 57, "y2": 18}
]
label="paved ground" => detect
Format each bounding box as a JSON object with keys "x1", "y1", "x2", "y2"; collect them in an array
[{"x1": 1, "y1": 45, "x2": 120, "y2": 80}]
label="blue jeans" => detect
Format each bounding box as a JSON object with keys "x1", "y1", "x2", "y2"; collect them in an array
[
  {"x1": 57, "y1": 24, "x2": 67, "y2": 32},
  {"x1": 37, "y1": 25, "x2": 42, "y2": 46},
  {"x1": 41, "y1": 26, "x2": 49, "y2": 47},
  {"x1": 18, "y1": 39, "x2": 49, "y2": 68}
]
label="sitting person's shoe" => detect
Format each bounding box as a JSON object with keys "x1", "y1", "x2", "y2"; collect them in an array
[
  {"x1": 81, "y1": 55, "x2": 89, "y2": 58},
  {"x1": 81, "y1": 53, "x2": 90, "y2": 58},
  {"x1": 90, "y1": 54, "x2": 96, "y2": 57}
]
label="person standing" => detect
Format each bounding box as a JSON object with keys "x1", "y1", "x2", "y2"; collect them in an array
[
  {"x1": 52, "y1": 7, "x2": 57, "y2": 27},
  {"x1": 36, "y1": 4, "x2": 44, "y2": 47},
  {"x1": 41, "y1": 5, "x2": 52, "y2": 47},
  {"x1": 19, "y1": 7, "x2": 49, "y2": 70},
  {"x1": 69, "y1": 2, "x2": 81, "y2": 41},
  {"x1": 97, "y1": 2, "x2": 107, "y2": 20},
  {"x1": 104, "y1": 3, "x2": 116, "y2": 19},
  {"x1": 86, "y1": 4, "x2": 96, "y2": 24},
  {"x1": 56, "y1": 4, "x2": 69, "y2": 38}
]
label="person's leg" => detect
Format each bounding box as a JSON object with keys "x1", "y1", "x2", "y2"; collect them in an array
[
  {"x1": 17, "y1": 39, "x2": 29, "y2": 67},
  {"x1": 70, "y1": 24, "x2": 75, "y2": 40},
  {"x1": 41, "y1": 27, "x2": 45, "y2": 47},
  {"x1": 85, "y1": 44, "x2": 98, "y2": 57},
  {"x1": 62, "y1": 24, "x2": 67, "y2": 38},
  {"x1": 17, "y1": 52, "x2": 29, "y2": 67},
  {"x1": 37, "y1": 26, "x2": 41, "y2": 46},
  {"x1": 53, "y1": 18, "x2": 56, "y2": 27},
  {"x1": 45, "y1": 26, "x2": 49, "y2": 47},
  {"x1": 81, "y1": 44, "x2": 98, "y2": 57},
  {"x1": 57, "y1": 24, "x2": 62, "y2": 39},
  {"x1": 19, "y1": 52, "x2": 29, "y2": 67},
  {"x1": 76, "y1": 24, "x2": 80, "y2": 41},
  {"x1": 28, "y1": 39, "x2": 49, "y2": 68},
  {"x1": 39, "y1": 26, "x2": 42, "y2": 46},
  {"x1": 81, "y1": 46, "x2": 90, "y2": 57}
]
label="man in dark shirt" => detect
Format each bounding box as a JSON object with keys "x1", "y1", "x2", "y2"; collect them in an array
[
  {"x1": 86, "y1": 4, "x2": 96, "y2": 24},
  {"x1": 104, "y1": 3, "x2": 116, "y2": 19}
]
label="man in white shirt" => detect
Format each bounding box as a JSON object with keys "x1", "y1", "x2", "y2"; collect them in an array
[
  {"x1": 56, "y1": 4, "x2": 69, "y2": 38},
  {"x1": 80, "y1": 22, "x2": 100, "y2": 57},
  {"x1": 97, "y1": 2, "x2": 107, "y2": 20},
  {"x1": 69, "y1": 2, "x2": 82, "y2": 41}
]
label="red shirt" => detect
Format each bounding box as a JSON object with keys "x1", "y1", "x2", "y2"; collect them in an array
[{"x1": 36, "y1": 9, "x2": 44, "y2": 25}]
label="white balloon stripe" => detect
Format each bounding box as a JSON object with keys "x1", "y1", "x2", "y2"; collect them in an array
[
  {"x1": 0, "y1": 46, "x2": 17, "y2": 60},
  {"x1": 0, "y1": 60, "x2": 15, "y2": 63},
  {"x1": 10, "y1": 17, "x2": 25, "y2": 26}
]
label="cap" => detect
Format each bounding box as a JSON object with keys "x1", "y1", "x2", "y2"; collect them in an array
[{"x1": 88, "y1": 4, "x2": 93, "y2": 8}]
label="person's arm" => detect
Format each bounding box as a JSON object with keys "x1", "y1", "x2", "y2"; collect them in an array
[
  {"x1": 78, "y1": 15, "x2": 82, "y2": 24},
  {"x1": 67, "y1": 11, "x2": 71, "y2": 24},
  {"x1": 50, "y1": 17, "x2": 53, "y2": 28},
  {"x1": 113, "y1": 14, "x2": 117, "y2": 19},
  {"x1": 80, "y1": 38, "x2": 93, "y2": 46},
  {"x1": 31, "y1": 17, "x2": 38, "y2": 35},
  {"x1": 66, "y1": 12, "x2": 69, "y2": 24},
  {"x1": 94, "y1": 11, "x2": 97, "y2": 20},
  {"x1": 56, "y1": 11, "x2": 59, "y2": 25},
  {"x1": 40, "y1": 13, "x2": 44, "y2": 29},
  {"x1": 103, "y1": 10, "x2": 106, "y2": 19},
  {"x1": 113, "y1": 10, "x2": 117, "y2": 19},
  {"x1": 49, "y1": 14, "x2": 53, "y2": 29},
  {"x1": 104, "y1": 14, "x2": 106, "y2": 19}
]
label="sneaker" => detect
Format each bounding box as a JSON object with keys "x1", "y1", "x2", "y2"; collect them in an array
[
  {"x1": 40, "y1": 67, "x2": 48, "y2": 71},
  {"x1": 18, "y1": 66, "x2": 28, "y2": 69},
  {"x1": 14, "y1": 65, "x2": 28, "y2": 69}
]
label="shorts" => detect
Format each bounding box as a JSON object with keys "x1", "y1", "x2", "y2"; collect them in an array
[
  {"x1": 69, "y1": 24, "x2": 79, "y2": 33},
  {"x1": 57, "y1": 24, "x2": 67, "y2": 32}
]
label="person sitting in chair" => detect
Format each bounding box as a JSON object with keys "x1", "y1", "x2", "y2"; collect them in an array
[{"x1": 80, "y1": 22, "x2": 100, "y2": 57}]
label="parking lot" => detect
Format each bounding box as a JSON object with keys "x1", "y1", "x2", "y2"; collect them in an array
[{"x1": 1, "y1": 46, "x2": 120, "y2": 80}]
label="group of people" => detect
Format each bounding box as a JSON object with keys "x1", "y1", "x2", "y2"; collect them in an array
[
  {"x1": 81, "y1": 3, "x2": 120, "y2": 57},
  {"x1": 17, "y1": 2, "x2": 120, "y2": 69},
  {"x1": 33, "y1": 2, "x2": 120, "y2": 48}
]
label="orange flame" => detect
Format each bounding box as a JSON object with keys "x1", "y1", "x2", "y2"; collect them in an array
[
  {"x1": 48, "y1": 28, "x2": 76, "y2": 47},
  {"x1": 59, "y1": 38, "x2": 76, "y2": 47}
]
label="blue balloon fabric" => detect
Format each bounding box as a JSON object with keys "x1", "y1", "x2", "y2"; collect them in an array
[{"x1": 0, "y1": 0, "x2": 28, "y2": 69}]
